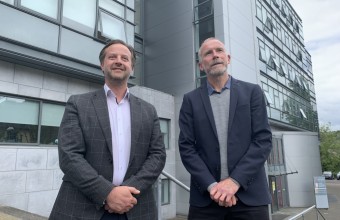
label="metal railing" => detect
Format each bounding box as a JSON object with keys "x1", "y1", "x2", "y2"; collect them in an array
[
  {"x1": 287, "y1": 205, "x2": 326, "y2": 220},
  {"x1": 157, "y1": 171, "x2": 190, "y2": 220}
]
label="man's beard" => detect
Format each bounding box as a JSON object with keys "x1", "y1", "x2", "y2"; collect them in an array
[{"x1": 207, "y1": 65, "x2": 227, "y2": 77}]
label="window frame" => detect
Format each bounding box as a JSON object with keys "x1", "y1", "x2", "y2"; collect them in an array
[{"x1": 0, "y1": 94, "x2": 65, "y2": 146}]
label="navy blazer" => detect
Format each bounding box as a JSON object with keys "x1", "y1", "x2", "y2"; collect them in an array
[{"x1": 178, "y1": 76, "x2": 272, "y2": 207}]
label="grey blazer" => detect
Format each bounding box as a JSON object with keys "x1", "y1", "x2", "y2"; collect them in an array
[{"x1": 49, "y1": 89, "x2": 166, "y2": 220}]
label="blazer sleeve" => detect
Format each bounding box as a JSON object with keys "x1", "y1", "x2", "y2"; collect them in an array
[
  {"x1": 229, "y1": 85, "x2": 272, "y2": 190},
  {"x1": 178, "y1": 94, "x2": 217, "y2": 193}
]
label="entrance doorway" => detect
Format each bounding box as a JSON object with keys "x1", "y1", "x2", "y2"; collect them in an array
[{"x1": 269, "y1": 175, "x2": 288, "y2": 212}]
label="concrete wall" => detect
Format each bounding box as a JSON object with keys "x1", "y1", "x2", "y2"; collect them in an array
[
  {"x1": 280, "y1": 132, "x2": 321, "y2": 207},
  {"x1": 143, "y1": 0, "x2": 195, "y2": 215},
  {"x1": 215, "y1": 0, "x2": 258, "y2": 84},
  {"x1": 129, "y1": 86, "x2": 176, "y2": 219}
]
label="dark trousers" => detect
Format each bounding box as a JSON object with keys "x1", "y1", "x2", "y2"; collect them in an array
[
  {"x1": 188, "y1": 200, "x2": 269, "y2": 220},
  {"x1": 100, "y1": 211, "x2": 128, "y2": 220}
]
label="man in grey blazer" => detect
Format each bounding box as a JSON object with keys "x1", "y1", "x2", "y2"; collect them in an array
[{"x1": 50, "y1": 40, "x2": 166, "y2": 220}]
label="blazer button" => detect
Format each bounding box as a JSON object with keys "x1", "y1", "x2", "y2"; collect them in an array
[{"x1": 215, "y1": 148, "x2": 219, "y2": 152}]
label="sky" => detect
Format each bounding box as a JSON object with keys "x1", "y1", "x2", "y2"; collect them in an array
[{"x1": 289, "y1": 0, "x2": 340, "y2": 131}]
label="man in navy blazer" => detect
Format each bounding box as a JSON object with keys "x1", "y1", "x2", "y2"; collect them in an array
[
  {"x1": 178, "y1": 38, "x2": 272, "y2": 219},
  {"x1": 50, "y1": 40, "x2": 166, "y2": 220}
]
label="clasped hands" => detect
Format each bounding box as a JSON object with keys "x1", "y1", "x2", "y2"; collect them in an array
[
  {"x1": 210, "y1": 178, "x2": 240, "y2": 207},
  {"x1": 104, "y1": 186, "x2": 140, "y2": 214}
]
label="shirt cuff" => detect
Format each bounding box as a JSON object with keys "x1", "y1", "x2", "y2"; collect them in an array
[
  {"x1": 229, "y1": 177, "x2": 240, "y2": 187},
  {"x1": 207, "y1": 182, "x2": 217, "y2": 192}
]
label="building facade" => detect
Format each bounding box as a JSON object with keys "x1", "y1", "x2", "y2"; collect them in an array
[{"x1": 0, "y1": 0, "x2": 321, "y2": 218}]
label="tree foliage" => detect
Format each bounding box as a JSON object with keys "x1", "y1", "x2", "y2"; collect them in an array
[{"x1": 319, "y1": 123, "x2": 340, "y2": 173}]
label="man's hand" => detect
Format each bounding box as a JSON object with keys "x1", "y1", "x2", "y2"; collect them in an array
[
  {"x1": 105, "y1": 186, "x2": 140, "y2": 214},
  {"x1": 210, "y1": 178, "x2": 240, "y2": 207}
]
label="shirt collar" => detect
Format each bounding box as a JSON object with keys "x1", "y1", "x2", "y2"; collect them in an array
[
  {"x1": 206, "y1": 75, "x2": 232, "y2": 96},
  {"x1": 104, "y1": 84, "x2": 130, "y2": 101}
]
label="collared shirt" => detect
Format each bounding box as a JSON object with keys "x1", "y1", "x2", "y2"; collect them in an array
[
  {"x1": 104, "y1": 84, "x2": 131, "y2": 186},
  {"x1": 206, "y1": 75, "x2": 232, "y2": 96}
]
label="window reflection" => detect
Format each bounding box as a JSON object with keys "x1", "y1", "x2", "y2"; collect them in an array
[{"x1": 0, "y1": 97, "x2": 39, "y2": 143}]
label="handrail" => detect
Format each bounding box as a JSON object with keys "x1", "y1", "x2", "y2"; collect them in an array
[
  {"x1": 287, "y1": 205, "x2": 325, "y2": 220},
  {"x1": 157, "y1": 171, "x2": 190, "y2": 220},
  {"x1": 161, "y1": 170, "x2": 190, "y2": 192}
]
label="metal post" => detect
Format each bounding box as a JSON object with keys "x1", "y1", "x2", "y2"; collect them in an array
[{"x1": 157, "y1": 177, "x2": 162, "y2": 220}]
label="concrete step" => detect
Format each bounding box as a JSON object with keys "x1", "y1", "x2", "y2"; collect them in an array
[
  {"x1": 0, "y1": 206, "x2": 47, "y2": 220},
  {"x1": 166, "y1": 214, "x2": 187, "y2": 220}
]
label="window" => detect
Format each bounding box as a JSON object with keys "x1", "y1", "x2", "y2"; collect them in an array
[
  {"x1": 161, "y1": 178, "x2": 170, "y2": 205},
  {"x1": 281, "y1": 4, "x2": 288, "y2": 17},
  {"x1": 264, "y1": 91, "x2": 274, "y2": 106},
  {"x1": 0, "y1": 95, "x2": 64, "y2": 145},
  {"x1": 301, "y1": 78, "x2": 309, "y2": 91},
  {"x1": 295, "y1": 75, "x2": 303, "y2": 87},
  {"x1": 134, "y1": 0, "x2": 142, "y2": 35},
  {"x1": 294, "y1": 22, "x2": 299, "y2": 34},
  {"x1": 282, "y1": 101, "x2": 290, "y2": 113},
  {"x1": 299, "y1": 108, "x2": 307, "y2": 119},
  {"x1": 159, "y1": 119, "x2": 170, "y2": 149},
  {"x1": 0, "y1": 0, "x2": 14, "y2": 4},
  {"x1": 21, "y1": 0, "x2": 59, "y2": 19},
  {"x1": 96, "y1": 0, "x2": 135, "y2": 45},
  {"x1": 268, "y1": 55, "x2": 279, "y2": 70},
  {"x1": 98, "y1": 10, "x2": 126, "y2": 42},
  {"x1": 194, "y1": 0, "x2": 215, "y2": 87},
  {"x1": 0, "y1": 96, "x2": 39, "y2": 143},
  {"x1": 272, "y1": 0, "x2": 279, "y2": 8},
  {"x1": 296, "y1": 50, "x2": 303, "y2": 61},
  {"x1": 40, "y1": 103, "x2": 64, "y2": 144},
  {"x1": 62, "y1": 0, "x2": 96, "y2": 35},
  {"x1": 279, "y1": 63, "x2": 287, "y2": 76},
  {"x1": 287, "y1": 14, "x2": 293, "y2": 26},
  {"x1": 194, "y1": 0, "x2": 213, "y2": 23},
  {"x1": 259, "y1": 47, "x2": 267, "y2": 62},
  {"x1": 265, "y1": 17, "x2": 273, "y2": 33},
  {"x1": 288, "y1": 69, "x2": 295, "y2": 81}
]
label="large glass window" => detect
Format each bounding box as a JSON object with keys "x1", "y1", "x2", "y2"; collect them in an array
[
  {"x1": 62, "y1": 0, "x2": 96, "y2": 35},
  {"x1": 194, "y1": 0, "x2": 214, "y2": 87},
  {"x1": 21, "y1": 0, "x2": 59, "y2": 19},
  {"x1": 97, "y1": 0, "x2": 135, "y2": 45},
  {"x1": 98, "y1": 10, "x2": 126, "y2": 41},
  {"x1": 0, "y1": 95, "x2": 64, "y2": 145}
]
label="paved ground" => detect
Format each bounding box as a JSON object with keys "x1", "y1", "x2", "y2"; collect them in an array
[{"x1": 1, "y1": 180, "x2": 339, "y2": 220}]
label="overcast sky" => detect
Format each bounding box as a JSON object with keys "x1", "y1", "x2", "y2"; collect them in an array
[{"x1": 288, "y1": 0, "x2": 340, "y2": 131}]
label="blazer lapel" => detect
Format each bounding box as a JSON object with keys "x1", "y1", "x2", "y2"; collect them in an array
[
  {"x1": 92, "y1": 89, "x2": 113, "y2": 155},
  {"x1": 199, "y1": 86, "x2": 218, "y2": 139},
  {"x1": 228, "y1": 77, "x2": 239, "y2": 132},
  {"x1": 128, "y1": 94, "x2": 141, "y2": 166}
]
